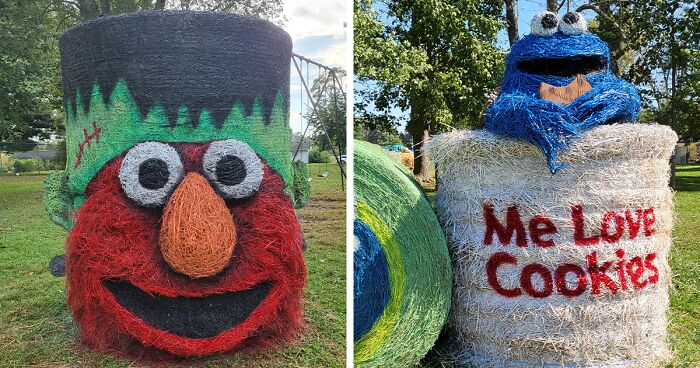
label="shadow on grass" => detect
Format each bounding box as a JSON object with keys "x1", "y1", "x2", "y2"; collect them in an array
[{"x1": 675, "y1": 165, "x2": 700, "y2": 192}]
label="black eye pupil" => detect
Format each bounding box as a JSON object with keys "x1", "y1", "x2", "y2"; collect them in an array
[
  {"x1": 541, "y1": 14, "x2": 558, "y2": 29},
  {"x1": 563, "y1": 12, "x2": 579, "y2": 24},
  {"x1": 138, "y1": 158, "x2": 170, "y2": 190},
  {"x1": 216, "y1": 155, "x2": 247, "y2": 186}
]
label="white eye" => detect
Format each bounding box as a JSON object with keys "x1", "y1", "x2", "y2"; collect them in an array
[
  {"x1": 559, "y1": 12, "x2": 587, "y2": 35},
  {"x1": 119, "y1": 142, "x2": 184, "y2": 207},
  {"x1": 203, "y1": 139, "x2": 263, "y2": 199},
  {"x1": 531, "y1": 11, "x2": 559, "y2": 36}
]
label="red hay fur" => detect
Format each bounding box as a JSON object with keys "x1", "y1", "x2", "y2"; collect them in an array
[{"x1": 66, "y1": 142, "x2": 306, "y2": 358}]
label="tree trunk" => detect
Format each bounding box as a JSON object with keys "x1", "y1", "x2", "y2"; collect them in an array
[
  {"x1": 412, "y1": 129, "x2": 430, "y2": 179},
  {"x1": 669, "y1": 1, "x2": 678, "y2": 189},
  {"x1": 547, "y1": 0, "x2": 558, "y2": 12},
  {"x1": 505, "y1": 0, "x2": 518, "y2": 46}
]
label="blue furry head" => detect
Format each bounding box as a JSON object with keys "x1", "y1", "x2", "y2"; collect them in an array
[{"x1": 484, "y1": 12, "x2": 640, "y2": 173}]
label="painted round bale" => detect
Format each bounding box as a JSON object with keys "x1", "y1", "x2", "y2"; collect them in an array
[
  {"x1": 49, "y1": 11, "x2": 308, "y2": 358},
  {"x1": 354, "y1": 140, "x2": 452, "y2": 367},
  {"x1": 427, "y1": 123, "x2": 677, "y2": 367}
]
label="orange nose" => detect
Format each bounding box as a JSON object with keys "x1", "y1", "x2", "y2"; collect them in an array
[{"x1": 160, "y1": 172, "x2": 236, "y2": 278}]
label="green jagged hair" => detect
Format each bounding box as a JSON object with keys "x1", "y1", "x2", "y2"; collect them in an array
[{"x1": 46, "y1": 79, "x2": 305, "y2": 229}]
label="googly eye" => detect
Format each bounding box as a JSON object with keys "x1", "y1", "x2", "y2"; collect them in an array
[
  {"x1": 119, "y1": 142, "x2": 184, "y2": 207},
  {"x1": 559, "y1": 12, "x2": 587, "y2": 35},
  {"x1": 203, "y1": 139, "x2": 263, "y2": 199},
  {"x1": 531, "y1": 11, "x2": 559, "y2": 36}
]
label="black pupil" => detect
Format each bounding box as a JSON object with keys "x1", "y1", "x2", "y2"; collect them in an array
[
  {"x1": 541, "y1": 14, "x2": 558, "y2": 29},
  {"x1": 563, "y1": 12, "x2": 579, "y2": 24},
  {"x1": 216, "y1": 155, "x2": 247, "y2": 186},
  {"x1": 138, "y1": 158, "x2": 170, "y2": 190}
]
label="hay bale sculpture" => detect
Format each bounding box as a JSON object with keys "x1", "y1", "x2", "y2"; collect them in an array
[
  {"x1": 43, "y1": 12, "x2": 309, "y2": 357},
  {"x1": 427, "y1": 12, "x2": 677, "y2": 367},
  {"x1": 354, "y1": 140, "x2": 452, "y2": 367}
]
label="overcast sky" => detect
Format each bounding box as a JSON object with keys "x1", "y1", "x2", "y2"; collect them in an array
[{"x1": 282, "y1": 0, "x2": 348, "y2": 134}]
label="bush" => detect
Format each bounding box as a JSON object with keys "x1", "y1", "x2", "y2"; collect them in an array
[
  {"x1": 309, "y1": 149, "x2": 331, "y2": 163},
  {"x1": 12, "y1": 158, "x2": 56, "y2": 173}
]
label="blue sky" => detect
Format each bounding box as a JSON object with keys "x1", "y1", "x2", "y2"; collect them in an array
[
  {"x1": 282, "y1": 0, "x2": 348, "y2": 134},
  {"x1": 359, "y1": 0, "x2": 598, "y2": 132}
]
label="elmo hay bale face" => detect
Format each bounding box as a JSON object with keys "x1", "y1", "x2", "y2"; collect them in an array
[
  {"x1": 67, "y1": 140, "x2": 305, "y2": 357},
  {"x1": 47, "y1": 11, "x2": 310, "y2": 358}
]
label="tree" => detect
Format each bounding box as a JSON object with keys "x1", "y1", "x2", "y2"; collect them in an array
[
  {"x1": 0, "y1": 0, "x2": 72, "y2": 152},
  {"x1": 505, "y1": 0, "x2": 518, "y2": 46},
  {"x1": 354, "y1": 0, "x2": 504, "y2": 177},
  {"x1": 581, "y1": 1, "x2": 700, "y2": 187},
  {"x1": 304, "y1": 69, "x2": 347, "y2": 155},
  {"x1": 354, "y1": 120, "x2": 402, "y2": 146}
]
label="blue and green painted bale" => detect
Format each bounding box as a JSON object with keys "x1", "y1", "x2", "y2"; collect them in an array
[{"x1": 354, "y1": 140, "x2": 452, "y2": 367}]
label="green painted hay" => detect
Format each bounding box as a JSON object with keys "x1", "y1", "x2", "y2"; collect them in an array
[
  {"x1": 44, "y1": 170, "x2": 74, "y2": 229},
  {"x1": 292, "y1": 160, "x2": 311, "y2": 209},
  {"x1": 64, "y1": 80, "x2": 293, "y2": 209},
  {"x1": 354, "y1": 139, "x2": 452, "y2": 367}
]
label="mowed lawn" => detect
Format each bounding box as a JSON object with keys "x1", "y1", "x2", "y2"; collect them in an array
[
  {"x1": 668, "y1": 164, "x2": 700, "y2": 367},
  {"x1": 0, "y1": 163, "x2": 346, "y2": 367}
]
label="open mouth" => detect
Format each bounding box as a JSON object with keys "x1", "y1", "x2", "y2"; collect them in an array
[
  {"x1": 517, "y1": 55, "x2": 606, "y2": 77},
  {"x1": 104, "y1": 280, "x2": 271, "y2": 339}
]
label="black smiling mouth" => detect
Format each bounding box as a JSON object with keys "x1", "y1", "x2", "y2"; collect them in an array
[
  {"x1": 104, "y1": 280, "x2": 271, "y2": 339},
  {"x1": 517, "y1": 55, "x2": 606, "y2": 77}
]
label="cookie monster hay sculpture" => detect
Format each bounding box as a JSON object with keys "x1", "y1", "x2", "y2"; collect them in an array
[{"x1": 484, "y1": 11, "x2": 641, "y2": 173}]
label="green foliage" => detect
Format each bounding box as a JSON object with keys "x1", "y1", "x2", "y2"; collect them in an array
[
  {"x1": 305, "y1": 70, "x2": 347, "y2": 154},
  {"x1": 0, "y1": 0, "x2": 72, "y2": 152},
  {"x1": 354, "y1": 122, "x2": 402, "y2": 147},
  {"x1": 172, "y1": 0, "x2": 284, "y2": 25},
  {"x1": 309, "y1": 149, "x2": 331, "y2": 163},
  {"x1": 12, "y1": 158, "x2": 61, "y2": 173},
  {"x1": 354, "y1": 0, "x2": 504, "y2": 174},
  {"x1": 588, "y1": 1, "x2": 700, "y2": 143}
]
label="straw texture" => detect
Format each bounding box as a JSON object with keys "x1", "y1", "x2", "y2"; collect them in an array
[
  {"x1": 485, "y1": 29, "x2": 640, "y2": 173},
  {"x1": 53, "y1": 12, "x2": 306, "y2": 358},
  {"x1": 427, "y1": 123, "x2": 677, "y2": 367},
  {"x1": 354, "y1": 140, "x2": 452, "y2": 368}
]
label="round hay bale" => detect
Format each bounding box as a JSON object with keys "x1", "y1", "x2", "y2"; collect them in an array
[
  {"x1": 427, "y1": 123, "x2": 677, "y2": 367},
  {"x1": 53, "y1": 11, "x2": 305, "y2": 358},
  {"x1": 354, "y1": 140, "x2": 452, "y2": 367}
]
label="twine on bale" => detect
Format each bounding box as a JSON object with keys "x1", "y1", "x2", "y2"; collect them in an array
[
  {"x1": 354, "y1": 140, "x2": 452, "y2": 368},
  {"x1": 427, "y1": 123, "x2": 677, "y2": 367}
]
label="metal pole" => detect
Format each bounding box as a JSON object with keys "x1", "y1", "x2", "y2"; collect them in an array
[
  {"x1": 292, "y1": 55, "x2": 332, "y2": 161},
  {"x1": 292, "y1": 56, "x2": 346, "y2": 179}
]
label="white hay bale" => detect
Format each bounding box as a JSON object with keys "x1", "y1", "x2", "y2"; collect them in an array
[{"x1": 427, "y1": 123, "x2": 677, "y2": 368}]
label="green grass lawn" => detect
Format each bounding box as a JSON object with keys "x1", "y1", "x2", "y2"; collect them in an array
[
  {"x1": 668, "y1": 164, "x2": 700, "y2": 367},
  {"x1": 421, "y1": 164, "x2": 700, "y2": 368},
  {"x1": 0, "y1": 162, "x2": 346, "y2": 367}
]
